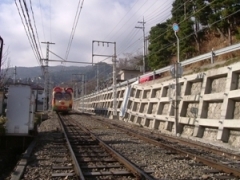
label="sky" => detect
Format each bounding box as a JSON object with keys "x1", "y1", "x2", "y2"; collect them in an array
[{"x1": 0, "y1": 0, "x2": 174, "y2": 68}]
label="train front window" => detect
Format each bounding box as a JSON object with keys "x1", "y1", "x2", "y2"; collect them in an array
[
  {"x1": 54, "y1": 92, "x2": 62, "y2": 100},
  {"x1": 63, "y1": 93, "x2": 71, "y2": 100}
]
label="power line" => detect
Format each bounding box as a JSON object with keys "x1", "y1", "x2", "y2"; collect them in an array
[
  {"x1": 146, "y1": 4, "x2": 172, "y2": 25},
  {"x1": 22, "y1": 0, "x2": 41, "y2": 60},
  {"x1": 38, "y1": 0, "x2": 46, "y2": 42},
  {"x1": 120, "y1": 0, "x2": 218, "y2": 59},
  {"x1": 148, "y1": 0, "x2": 218, "y2": 46},
  {"x1": 144, "y1": 1, "x2": 172, "y2": 20},
  {"x1": 109, "y1": 1, "x2": 176, "y2": 59},
  {"x1": 147, "y1": 5, "x2": 240, "y2": 60},
  {"x1": 135, "y1": 17, "x2": 146, "y2": 74},
  {"x1": 65, "y1": 0, "x2": 85, "y2": 61},
  {"x1": 97, "y1": 1, "x2": 148, "y2": 57},
  {"x1": 15, "y1": 0, "x2": 40, "y2": 65},
  {"x1": 29, "y1": 0, "x2": 43, "y2": 57},
  {"x1": 102, "y1": 0, "x2": 141, "y2": 41},
  {"x1": 49, "y1": 0, "x2": 52, "y2": 42},
  {"x1": 116, "y1": 0, "x2": 237, "y2": 68}
]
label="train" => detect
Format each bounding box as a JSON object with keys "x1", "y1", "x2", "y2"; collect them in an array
[
  {"x1": 52, "y1": 86, "x2": 73, "y2": 113},
  {"x1": 139, "y1": 73, "x2": 162, "y2": 84}
]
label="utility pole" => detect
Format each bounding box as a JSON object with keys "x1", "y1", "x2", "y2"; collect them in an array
[
  {"x1": 72, "y1": 74, "x2": 85, "y2": 112},
  {"x1": 41, "y1": 41, "x2": 55, "y2": 111},
  {"x1": 92, "y1": 40, "x2": 117, "y2": 118},
  {"x1": 0, "y1": 36, "x2": 3, "y2": 73},
  {"x1": 81, "y1": 74, "x2": 85, "y2": 111},
  {"x1": 171, "y1": 23, "x2": 182, "y2": 135},
  {"x1": 42, "y1": 50, "x2": 97, "y2": 112},
  {"x1": 48, "y1": 79, "x2": 53, "y2": 110},
  {"x1": 135, "y1": 17, "x2": 146, "y2": 74},
  {"x1": 97, "y1": 64, "x2": 99, "y2": 92},
  {"x1": 14, "y1": 66, "x2": 17, "y2": 84},
  {"x1": 113, "y1": 42, "x2": 117, "y2": 118}
]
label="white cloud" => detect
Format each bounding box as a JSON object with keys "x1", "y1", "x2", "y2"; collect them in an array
[{"x1": 0, "y1": 0, "x2": 174, "y2": 68}]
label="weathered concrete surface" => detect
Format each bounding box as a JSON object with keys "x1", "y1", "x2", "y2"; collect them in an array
[{"x1": 75, "y1": 61, "x2": 240, "y2": 149}]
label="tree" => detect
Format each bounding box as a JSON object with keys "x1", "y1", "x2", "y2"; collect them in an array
[
  {"x1": 193, "y1": 0, "x2": 212, "y2": 52},
  {"x1": 219, "y1": 0, "x2": 240, "y2": 45},
  {"x1": 171, "y1": 0, "x2": 196, "y2": 60},
  {"x1": 148, "y1": 22, "x2": 172, "y2": 70},
  {"x1": 116, "y1": 53, "x2": 142, "y2": 71},
  {"x1": 207, "y1": 0, "x2": 240, "y2": 45},
  {"x1": 0, "y1": 47, "x2": 11, "y2": 88}
]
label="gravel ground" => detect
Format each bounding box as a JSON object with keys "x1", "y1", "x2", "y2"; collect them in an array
[
  {"x1": 6, "y1": 112, "x2": 78, "y2": 180},
  {"x1": 100, "y1": 115, "x2": 240, "y2": 154},
  {"x1": 6, "y1": 112, "x2": 239, "y2": 180},
  {"x1": 71, "y1": 113, "x2": 239, "y2": 180}
]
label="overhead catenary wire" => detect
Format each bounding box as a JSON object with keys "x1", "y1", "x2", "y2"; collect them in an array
[
  {"x1": 143, "y1": 1, "x2": 172, "y2": 20},
  {"x1": 22, "y1": 0, "x2": 42, "y2": 61},
  {"x1": 97, "y1": 0, "x2": 151, "y2": 57},
  {"x1": 148, "y1": 7, "x2": 240, "y2": 60},
  {"x1": 55, "y1": 1, "x2": 238, "y2": 94},
  {"x1": 18, "y1": 0, "x2": 234, "y2": 90},
  {"x1": 143, "y1": 0, "x2": 232, "y2": 59},
  {"x1": 98, "y1": 0, "x2": 176, "y2": 60},
  {"x1": 38, "y1": 0, "x2": 46, "y2": 42},
  {"x1": 90, "y1": 1, "x2": 171, "y2": 66},
  {"x1": 147, "y1": 0, "x2": 218, "y2": 45},
  {"x1": 118, "y1": 0, "x2": 220, "y2": 60},
  {"x1": 102, "y1": 0, "x2": 141, "y2": 42},
  {"x1": 115, "y1": 3, "x2": 240, "y2": 72},
  {"x1": 29, "y1": 0, "x2": 43, "y2": 57},
  {"x1": 15, "y1": 0, "x2": 41, "y2": 66},
  {"x1": 65, "y1": 0, "x2": 85, "y2": 61},
  {"x1": 49, "y1": 0, "x2": 52, "y2": 42},
  {"x1": 146, "y1": 4, "x2": 172, "y2": 25},
  {"x1": 117, "y1": 28, "x2": 141, "y2": 55}
]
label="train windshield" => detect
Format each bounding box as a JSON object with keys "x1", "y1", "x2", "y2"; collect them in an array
[
  {"x1": 54, "y1": 92, "x2": 72, "y2": 100},
  {"x1": 54, "y1": 92, "x2": 62, "y2": 100},
  {"x1": 63, "y1": 93, "x2": 72, "y2": 100}
]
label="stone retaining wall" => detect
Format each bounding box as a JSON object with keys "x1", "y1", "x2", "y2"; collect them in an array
[{"x1": 74, "y1": 61, "x2": 240, "y2": 148}]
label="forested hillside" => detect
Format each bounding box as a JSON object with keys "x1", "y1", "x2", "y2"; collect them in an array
[
  {"x1": 4, "y1": 62, "x2": 112, "y2": 88},
  {"x1": 147, "y1": 0, "x2": 240, "y2": 70}
]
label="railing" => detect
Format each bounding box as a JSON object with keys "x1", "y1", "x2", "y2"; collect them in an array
[{"x1": 81, "y1": 42, "x2": 240, "y2": 98}]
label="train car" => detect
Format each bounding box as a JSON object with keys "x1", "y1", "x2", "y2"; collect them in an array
[
  {"x1": 52, "y1": 86, "x2": 73, "y2": 112},
  {"x1": 139, "y1": 73, "x2": 162, "y2": 84}
]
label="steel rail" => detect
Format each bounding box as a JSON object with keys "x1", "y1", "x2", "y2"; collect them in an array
[
  {"x1": 111, "y1": 122, "x2": 240, "y2": 161},
  {"x1": 57, "y1": 113, "x2": 84, "y2": 180},
  {"x1": 127, "y1": 130, "x2": 240, "y2": 177},
  {"x1": 95, "y1": 118, "x2": 240, "y2": 177},
  {"x1": 68, "y1": 117, "x2": 155, "y2": 180},
  {"x1": 10, "y1": 139, "x2": 37, "y2": 180},
  {"x1": 150, "y1": 132, "x2": 240, "y2": 161}
]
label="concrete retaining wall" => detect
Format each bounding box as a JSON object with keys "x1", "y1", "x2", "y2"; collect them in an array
[{"x1": 74, "y1": 61, "x2": 240, "y2": 148}]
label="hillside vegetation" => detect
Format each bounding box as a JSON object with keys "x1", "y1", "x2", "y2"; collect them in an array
[
  {"x1": 2, "y1": 1, "x2": 240, "y2": 92},
  {"x1": 147, "y1": 0, "x2": 240, "y2": 70}
]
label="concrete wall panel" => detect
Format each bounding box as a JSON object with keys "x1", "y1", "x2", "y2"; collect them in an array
[{"x1": 75, "y1": 61, "x2": 240, "y2": 148}]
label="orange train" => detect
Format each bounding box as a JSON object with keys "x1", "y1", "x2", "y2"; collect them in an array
[{"x1": 52, "y1": 86, "x2": 73, "y2": 112}]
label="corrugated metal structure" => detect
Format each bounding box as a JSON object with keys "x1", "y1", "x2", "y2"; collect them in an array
[{"x1": 5, "y1": 85, "x2": 35, "y2": 135}]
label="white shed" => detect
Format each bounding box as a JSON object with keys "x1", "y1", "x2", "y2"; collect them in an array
[{"x1": 5, "y1": 85, "x2": 35, "y2": 135}]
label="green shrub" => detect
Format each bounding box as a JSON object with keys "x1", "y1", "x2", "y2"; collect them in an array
[{"x1": 0, "y1": 116, "x2": 7, "y2": 135}]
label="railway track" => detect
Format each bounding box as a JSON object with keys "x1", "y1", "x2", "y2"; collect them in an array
[
  {"x1": 8, "y1": 112, "x2": 240, "y2": 179},
  {"x1": 11, "y1": 132, "x2": 79, "y2": 180},
  {"x1": 69, "y1": 112, "x2": 240, "y2": 179},
  {"x1": 59, "y1": 113, "x2": 155, "y2": 179},
  {"x1": 9, "y1": 112, "x2": 154, "y2": 180},
  {"x1": 104, "y1": 119, "x2": 240, "y2": 177}
]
